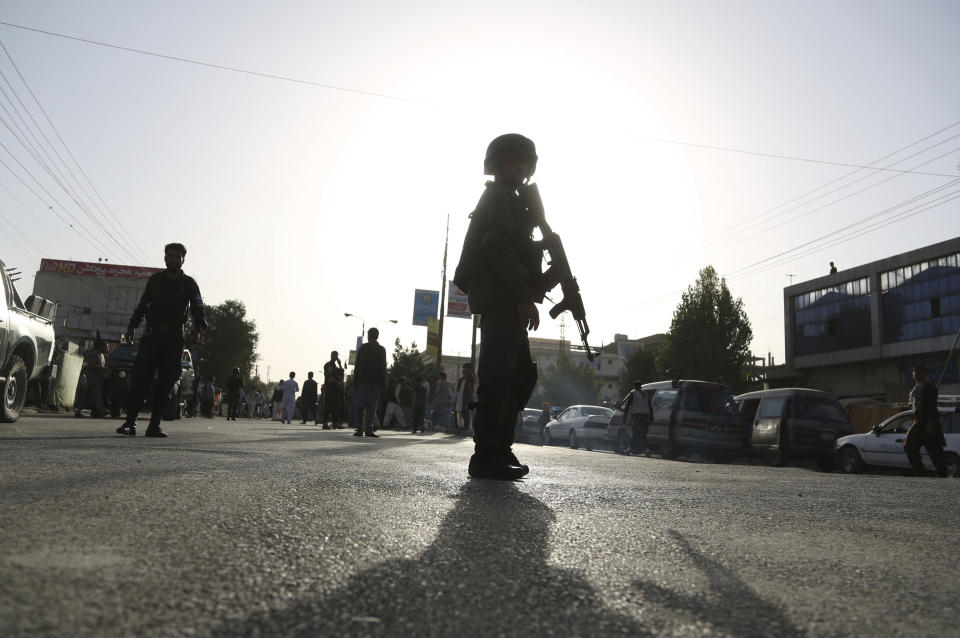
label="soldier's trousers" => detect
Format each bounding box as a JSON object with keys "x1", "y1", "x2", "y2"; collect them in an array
[
  {"x1": 474, "y1": 303, "x2": 537, "y2": 460},
  {"x1": 125, "y1": 332, "x2": 183, "y2": 426}
]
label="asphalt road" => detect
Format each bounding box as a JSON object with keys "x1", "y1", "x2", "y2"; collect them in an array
[{"x1": 1, "y1": 414, "x2": 957, "y2": 638}]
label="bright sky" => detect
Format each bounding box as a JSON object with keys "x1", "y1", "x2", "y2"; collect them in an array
[{"x1": 2, "y1": 0, "x2": 959, "y2": 381}]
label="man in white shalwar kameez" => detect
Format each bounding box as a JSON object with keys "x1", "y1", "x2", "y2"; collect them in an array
[{"x1": 282, "y1": 371, "x2": 299, "y2": 424}]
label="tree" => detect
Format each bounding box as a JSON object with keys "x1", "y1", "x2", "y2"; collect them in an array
[
  {"x1": 657, "y1": 266, "x2": 753, "y2": 393},
  {"x1": 388, "y1": 338, "x2": 429, "y2": 384},
  {"x1": 618, "y1": 346, "x2": 661, "y2": 399},
  {"x1": 193, "y1": 300, "x2": 259, "y2": 387},
  {"x1": 530, "y1": 353, "x2": 599, "y2": 408}
]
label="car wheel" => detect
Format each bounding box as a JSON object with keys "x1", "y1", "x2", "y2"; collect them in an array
[
  {"x1": 839, "y1": 446, "x2": 865, "y2": 474},
  {"x1": 944, "y1": 453, "x2": 960, "y2": 478},
  {"x1": 542, "y1": 429, "x2": 552, "y2": 446},
  {"x1": 615, "y1": 430, "x2": 631, "y2": 455},
  {"x1": 1, "y1": 355, "x2": 28, "y2": 423},
  {"x1": 569, "y1": 430, "x2": 579, "y2": 449}
]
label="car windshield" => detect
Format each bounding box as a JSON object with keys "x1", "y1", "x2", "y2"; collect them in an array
[
  {"x1": 581, "y1": 407, "x2": 613, "y2": 417},
  {"x1": 791, "y1": 396, "x2": 849, "y2": 423},
  {"x1": 106, "y1": 346, "x2": 139, "y2": 365},
  {"x1": 523, "y1": 409, "x2": 541, "y2": 418}
]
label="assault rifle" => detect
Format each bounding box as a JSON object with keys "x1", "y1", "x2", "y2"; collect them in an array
[{"x1": 519, "y1": 182, "x2": 595, "y2": 361}]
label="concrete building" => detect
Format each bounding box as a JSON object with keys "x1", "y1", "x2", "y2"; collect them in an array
[
  {"x1": 780, "y1": 236, "x2": 960, "y2": 400},
  {"x1": 32, "y1": 258, "x2": 161, "y2": 344}
]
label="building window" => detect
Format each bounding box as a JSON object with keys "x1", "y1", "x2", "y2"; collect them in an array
[
  {"x1": 881, "y1": 252, "x2": 960, "y2": 343},
  {"x1": 793, "y1": 277, "x2": 872, "y2": 356}
]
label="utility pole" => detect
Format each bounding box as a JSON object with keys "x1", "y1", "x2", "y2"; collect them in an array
[{"x1": 437, "y1": 214, "x2": 449, "y2": 376}]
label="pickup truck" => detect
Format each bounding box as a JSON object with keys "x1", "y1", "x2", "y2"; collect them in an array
[{"x1": 1, "y1": 259, "x2": 56, "y2": 422}]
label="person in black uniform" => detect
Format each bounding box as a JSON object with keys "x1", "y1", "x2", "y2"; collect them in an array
[
  {"x1": 323, "y1": 351, "x2": 344, "y2": 428},
  {"x1": 116, "y1": 242, "x2": 206, "y2": 438},
  {"x1": 903, "y1": 365, "x2": 948, "y2": 477},
  {"x1": 453, "y1": 134, "x2": 559, "y2": 480},
  {"x1": 225, "y1": 367, "x2": 244, "y2": 421},
  {"x1": 300, "y1": 371, "x2": 319, "y2": 424}
]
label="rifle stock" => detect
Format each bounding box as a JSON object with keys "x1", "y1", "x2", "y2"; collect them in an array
[{"x1": 519, "y1": 183, "x2": 595, "y2": 361}]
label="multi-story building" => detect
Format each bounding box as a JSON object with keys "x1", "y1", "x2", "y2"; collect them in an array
[
  {"x1": 780, "y1": 236, "x2": 960, "y2": 400},
  {"x1": 32, "y1": 258, "x2": 161, "y2": 345}
]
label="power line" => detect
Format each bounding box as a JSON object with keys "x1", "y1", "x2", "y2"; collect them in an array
[
  {"x1": 726, "y1": 180, "x2": 960, "y2": 280},
  {"x1": 677, "y1": 144, "x2": 960, "y2": 265},
  {"x1": 2, "y1": 19, "x2": 954, "y2": 181},
  {"x1": 0, "y1": 40, "x2": 145, "y2": 264},
  {"x1": 681, "y1": 120, "x2": 960, "y2": 252},
  {"x1": 627, "y1": 132, "x2": 956, "y2": 178},
  {"x1": 0, "y1": 20, "x2": 435, "y2": 106},
  {"x1": 0, "y1": 38, "x2": 151, "y2": 264}
]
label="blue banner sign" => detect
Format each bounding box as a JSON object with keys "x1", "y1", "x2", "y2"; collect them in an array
[{"x1": 412, "y1": 289, "x2": 439, "y2": 326}]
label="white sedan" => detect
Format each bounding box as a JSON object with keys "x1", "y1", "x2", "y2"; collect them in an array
[
  {"x1": 542, "y1": 405, "x2": 614, "y2": 451},
  {"x1": 835, "y1": 409, "x2": 960, "y2": 477}
]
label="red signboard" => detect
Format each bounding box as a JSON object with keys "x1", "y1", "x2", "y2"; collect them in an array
[{"x1": 39, "y1": 259, "x2": 162, "y2": 280}]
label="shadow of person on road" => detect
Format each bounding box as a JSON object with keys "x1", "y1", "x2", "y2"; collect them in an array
[
  {"x1": 630, "y1": 530, "x2": 804, "y2": 637},
  {"x1": 213, "y1": 480, "x2": 650, "y2": 637}
]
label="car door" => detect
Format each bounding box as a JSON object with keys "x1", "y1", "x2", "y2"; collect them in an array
[
  {"x1": 648, "y1": 390, "x2": 678, "y2": 447},
  {"x1": 861, "y1": 414, "x2": 914, "y2": 467},
  {"x1": 551, "y1": 408, "x2": 572, "y2": 437}
]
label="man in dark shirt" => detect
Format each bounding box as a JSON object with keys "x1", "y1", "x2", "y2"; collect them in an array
[
  {"x1": 116, "y1": 242, "x2": 206, "y2": 437},
  {"x1": 351, "y1": 327, "x2": 387, "y2": 438},
  {"x1": 225, "y1": 368, "x2": 244, "y2": 421},
  {"x1": 904, "y1": 365, "x2": 948, "y2": 477},
  {"x1": 300, "y1": 371, "x2": 319, "y2": 425},
  {"x1": 323, "y1": 351, "x2": 344, "y2": 427}
]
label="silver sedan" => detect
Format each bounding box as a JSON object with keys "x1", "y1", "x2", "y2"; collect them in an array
[{"x1": 543, "y1": 405, "x2": 614, "y2": 451}]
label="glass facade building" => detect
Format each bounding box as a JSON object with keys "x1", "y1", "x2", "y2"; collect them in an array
[
  {"x1": 881, "y1": 251, "x2": 960, "y2": 343},
  {"x1": 793, "y1": 277, "x2": 872, "y2": 357}
]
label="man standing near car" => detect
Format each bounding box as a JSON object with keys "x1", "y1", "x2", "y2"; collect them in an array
[
  {"x1": 116, "y1": 242, "x2": 206, "y2": 437},
  {"x1": 904, "y1": 365, "x2": 948, "y2": 477},
  {"x1": 622, "y1": 380, "x2": 652, "y2": 456}
]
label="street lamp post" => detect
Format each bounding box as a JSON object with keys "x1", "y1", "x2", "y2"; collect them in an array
[{"x1": 344, "y1": 313, "x2": 398, "y2": 344}]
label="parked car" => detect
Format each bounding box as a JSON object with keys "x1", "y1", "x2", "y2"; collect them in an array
[
  {"x1": 104, "y1": 342, "x2": 195, "y2": 421},
  {"x1": 736, "y1": 388, "x2": 852, "y2": 470},
  {"x1": 835, "y1": 409, "x2": 960, "y2": 477},
  {"x1": 644, "y1": 380, "x2": 744, "y2": 460},
  {"x1": 1, "y1": 258, "x2": 56, "y2": 422},
  {"x1": 515, "y1": 408, "x2": 543, "y2": 443},
  {"x1": 542, "y1": 405, "x2": 614, "y2": 450}
]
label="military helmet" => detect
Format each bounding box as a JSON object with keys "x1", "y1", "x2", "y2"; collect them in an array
[{"x1": 483, "y1": 133, "x2": 538, "y2": 176}]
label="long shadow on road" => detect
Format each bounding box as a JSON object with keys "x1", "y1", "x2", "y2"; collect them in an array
[
  {"x1": 213, "y1": 481, "x2": 650, "y2": 637},
  {"x1": 212, "y1": 482, "x2": 804, "y2": 637}
]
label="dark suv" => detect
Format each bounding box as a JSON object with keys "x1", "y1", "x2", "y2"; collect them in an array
[{"x1": 104, "y1": 342, "x2": 195, "y2": 420}]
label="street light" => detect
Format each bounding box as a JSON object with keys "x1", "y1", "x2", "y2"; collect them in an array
[{"x1": 344, "y1": 313, "x2": 398, "y2": 342}]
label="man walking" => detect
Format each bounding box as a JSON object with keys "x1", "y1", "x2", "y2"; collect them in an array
[
  {"x1": 225, "y1": 367, "x2": 244, "y2": 421},
  {"x1": 281, "y1": 371, "x2": 299, "y2": 424},
  {"x1": 116, "y1": 242, "x2": 206, "y2": 437},
  {"x1": 301, "y1": 371, "x2": 318, "y2": 424},
  {"x1": 411, "y1": 372, "x2": 429, "y2": 434},
  {"x1": 904, "y1": 365, "x2": 948, "y2": 477},
  {"x1": 352, "y1": 327, "x2": 387, "y2": 438}
]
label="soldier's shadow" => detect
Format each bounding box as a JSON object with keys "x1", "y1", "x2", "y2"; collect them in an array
[
  {"x1": 213, "y1": 481, "x2": 650, "y2": 637},
  {"x1": 213, "y1": 484, "x2": 803, "y2": 637}
]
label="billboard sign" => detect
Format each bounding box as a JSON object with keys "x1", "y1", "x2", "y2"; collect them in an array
[
  {"x1": 447, "y1": 281, "x2": 471, "y2": 318},
  {"x1": 412, "y1": 289, "x2": 439, "y2": 326}
]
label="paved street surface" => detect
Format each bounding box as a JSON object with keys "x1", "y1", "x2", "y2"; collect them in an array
[{"x1": 1, "y1": 414, "x2": 957, "y2": 637}]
